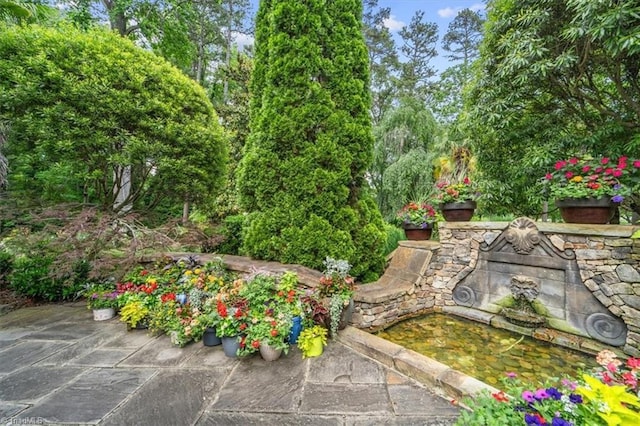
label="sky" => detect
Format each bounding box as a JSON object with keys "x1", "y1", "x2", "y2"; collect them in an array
[{"x1": 245, "y1": 1, "x2": 486, "y2": 74}]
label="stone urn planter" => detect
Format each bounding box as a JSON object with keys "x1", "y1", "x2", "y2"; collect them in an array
[
  {"x1": 401, "y1": 223, "x2": 433, "y2": 240},
  {"x1": 440, "y1": 200, "x2": 476, "y2": 222},
  {"x1": 555, "y1": 197, "x2": 615, "y2": 224},
  {"x1": 92, "y1": 308, "x2": 115, "y2": 321}
]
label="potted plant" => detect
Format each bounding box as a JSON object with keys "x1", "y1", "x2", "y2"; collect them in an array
[
  {"x1": 119, "y1": 294, "x2": 150, "y2": 329},
  {"x1": 543, "y1": 156, "x2": 637, "y2": 224},
  {"x1": 297, "y1": 325, "x2": 328, "y2": 358},
  {"x1": 317, "y1": 257, "x2": 355, "y2": 338},
  {"x1": 214, "y1": 298, "x2": 248, "y2": 357},
  {"x1": 434, "y1": 176, "x2": 479, "y2": 221},
  {"x1": 395, "y1": 201, "x2": 440, "y2": 240},
  {"x1": 241, "y1": 314, "x2": 292, "y2": 361},
  {"x1": 85, "y1": 284, "x2": 119, "y2": 321}
]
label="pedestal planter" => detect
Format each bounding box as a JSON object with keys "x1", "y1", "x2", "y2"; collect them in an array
[
  {"x1": 202, "y1": 327, "x2": 222, "y2": 347},
  {"x1": 93, "y1": 308, "x2": 115, "y2": 321},
  {"x1": 259, "y1": 342, "x2": 283, "y2": 361},
  {"x1": 401, "y1": 223, "x2": 433, "y2": 240},
  {"x1": 555, "y1": 197, "x2": 615, "y2": 224},
  {"x1": 440, "y1": 200, "x2": 476, "y2": 222}
]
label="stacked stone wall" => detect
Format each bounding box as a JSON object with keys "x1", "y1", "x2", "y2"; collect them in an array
[{"x1": 352, "y1": 221, "x2": 640, "y2": 356}]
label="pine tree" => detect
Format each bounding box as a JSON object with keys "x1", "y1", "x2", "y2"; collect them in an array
[{"x1": 237, "y1": 0, "x2": 386, "y2": 281}]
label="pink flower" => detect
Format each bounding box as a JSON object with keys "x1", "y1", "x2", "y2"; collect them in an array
[
  {"x1": 568, "y1": 157, "x2": 579, "y2": 165},
  {"x1": 545, "y1": 173, "x2": 553, "y2": 180},
  {"x1": 627, "y1": 358, "x2": 640, "y2": 369},
  {"x1": 506, "y1": 372, "x2": 517, "y2": 378},
  {"x1": 612, "y1": 169, "x2": 623, "y2": 177},
  {"x1": 565, "y1": 171, "x2": 574, "y2": 179},
  {"x1": 601, "y1": 157, "x2": 610, "y2": 165},
  {"x1": 582, "y1": 165, "x2": 591, "y2": 173},
  {"x1": 634, "y1": 160, "x2": 640, "y2": 168},
  {"x1": 604, "y1": 167, "x2": 613, "y2": 175},
  {"x1": 555, "y1": 160, "x2": 567, "y2": 170}
]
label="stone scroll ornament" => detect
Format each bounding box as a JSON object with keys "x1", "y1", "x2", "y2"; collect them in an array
[
  {"x1": 585, "y1": 313, "x2": 628, "y2": 346},
  {"x1": 503, "y1": 217, "x2": 542, "y2": 254}
]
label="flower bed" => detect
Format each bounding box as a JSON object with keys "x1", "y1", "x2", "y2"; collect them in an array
[
  {"x1": 456, "y1": 349, "x2": 640, "y2": 425},
  {"x1": 91, "y1": 255, "x2": 352, "y2": 357}
]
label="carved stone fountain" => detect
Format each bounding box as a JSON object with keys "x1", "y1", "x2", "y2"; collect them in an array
[
  {"x1": 500, "y1": 275, "x2": 546, "y2": 328},
  {"x1": 451, "y1": 217, "x2": 628, "y2": 346}
]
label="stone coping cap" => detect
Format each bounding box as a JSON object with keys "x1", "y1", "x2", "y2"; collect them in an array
[
  {"x1": 398, "y1": 240, "x2": 441, "y2": 250},
  {"x1": 355, "y1": 278, "x2": 414, "y2": 303},
  {"x1": 438, "y1": 220, "x2": 638, "y2": 237},
  {"x1": 338, "y1": 326, "x2": 497, "y2": 402}
]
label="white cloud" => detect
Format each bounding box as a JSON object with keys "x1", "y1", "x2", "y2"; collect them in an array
[
  {"x1": 383, "y1": 15, "x2": 405, "y2": 32},
  {"x1": 234, "y1": 32, "x2": 254, "y2": 50},
  {"x1": 437, "y1": 7, "x2": 456, "y2": 18},
  {"x1": 438, "y1": 4, "x2": 486, "y2": 18}
]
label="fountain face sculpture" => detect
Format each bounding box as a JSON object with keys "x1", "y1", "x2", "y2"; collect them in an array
[
  {"x1": 500, "y1": 275, "x2": 546, "y2": 328},
  {"x1": 452, "y1": 217, "x2": 627, "y2": 346}
]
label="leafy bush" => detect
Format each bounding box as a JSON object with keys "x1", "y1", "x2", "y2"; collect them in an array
[
  {"x1": 383, "y1": 223, "x2": 405, "y2": 256},
  {"x1": 216, "y1": 214, "x2": 246, "y2": 255},
  {"x1": 0, "y1": 250, "x2": 13, "y2": 283}
]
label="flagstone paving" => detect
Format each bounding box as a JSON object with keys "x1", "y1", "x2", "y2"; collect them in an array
[{"x1": 0, "y1": 304, "x2": 461, "y2": 425}]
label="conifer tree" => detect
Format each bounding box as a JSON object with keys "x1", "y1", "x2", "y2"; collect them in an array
[{"x1": 237, "y1": 0, "x2": 386, "y2": 281}]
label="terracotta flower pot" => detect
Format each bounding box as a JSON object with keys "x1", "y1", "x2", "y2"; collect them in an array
[
  {"x1": 440, "y1": 200, "x2": 476, "y2": 222},
  {"x1": 402, "y1": 223, "x2": 433, "y2": 240},
  {"x1": 555, "y1": 197, "x2": 615, "y2": 224}
]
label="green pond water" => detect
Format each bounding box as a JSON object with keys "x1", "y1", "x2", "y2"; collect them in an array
[{"x1": 377, "y1": 313, "x2": 600, "y2": 388}]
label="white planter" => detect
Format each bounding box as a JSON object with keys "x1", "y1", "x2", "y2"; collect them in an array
[{"x1": 93, "y1": 308, "x2": 115, "y2": 321}]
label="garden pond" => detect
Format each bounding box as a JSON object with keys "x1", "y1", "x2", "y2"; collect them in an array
[{"x1": 377, "y1": 313, "x2": 600, "y2": 388}]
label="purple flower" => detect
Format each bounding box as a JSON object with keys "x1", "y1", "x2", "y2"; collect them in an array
[
  {"x1": 568, "y1": 393, "x2": 583, "y2": 404},
  {"x1": 612, "y1": 194, "x2": 624, "y2": 203},
  {"x1": 551, "y1": 416, "x2": 573, "y2": 426},
  {"x1": 506, "y1": 372, "x2": 517, "y2": 379},
  {"x1": 534, "y1": 389, "x2": 549, "y2": 400},
  {"x1": 522, "y1": 390, "x2": 535, "y2": 403},
  {"x1": 525, "y1": 413, "x2": 546, "y2": 425},
  {"x1": 561, "y1": 378, "x2": 577, "y2": 391},
  {"x1": 546, "y1": 387, "x2": 562, "y2": 400}
]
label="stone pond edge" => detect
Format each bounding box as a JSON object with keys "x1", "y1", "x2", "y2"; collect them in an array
[{"x1": 337, "y1": 326, "x2": 498, "y2": 404}]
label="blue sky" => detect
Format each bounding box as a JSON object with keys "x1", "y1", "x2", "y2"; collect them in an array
[{"x1": 245, "y1": 1, "x2": 485, "y2": 74}]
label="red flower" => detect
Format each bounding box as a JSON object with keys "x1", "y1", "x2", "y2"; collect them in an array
[
  {"x1": 270, "y1": 321, "x2": 278, "y2": 327},
  {"x1": 555, "y1": 160, "x2": 566, "y2": 170},
  {"x1": 565, "y1": 171, "x2": 573, "y2": 179},
  {"x1": 140, "y1": 270, "x2": 149, "y2": 276},
  {"x1": 491, "y1": 391, "x2": 509, "y2": 403},
  {"x1": 217, "y1": 301, "x2": 228, "y2": 318},
  {"x1": 271, "y1": 329, "x2": 278, "y2": 337},
  {"x1": 545, "y1": 173, "x2": 553, "y2": 180},
  {"x1": 234, "y1": 308, "x2": 243, "y2": 319},
  {"x1": 627, "y1": 358, "x2": 640, "y2": 369},
  {"x1": 463, "y1": 176, "x2": 471, "y2": 184},
  {"x1": 239, "y1": 323, "x2": 247, "y2": 331},
  {"x1": 251, "y1": 340, "x2": 260, "y2": 349},
  {"x1": 161, "y1": 293, "x2": 176, "y2": 303},
  {"x1": 602, "y1": 372, "x2": 613, "y2": 384},
  {"x1": 582, "y1": 165, "x2": 591, "y2": 173},
  {"x1": 604, "y1": 167, "x2": 613, "y2": 175},
  {"x1": 634, "y1": 160, "x2": 640, "y2": 168},
  {"x1": 612, "y1": 169, "x2": 623, "y2": 177}
]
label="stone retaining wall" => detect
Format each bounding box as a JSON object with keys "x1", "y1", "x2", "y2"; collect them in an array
[{"x1": 352, "y1": 220, "x2": 640, "y2": 356}]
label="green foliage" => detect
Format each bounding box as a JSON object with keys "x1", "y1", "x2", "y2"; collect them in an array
[
  {"x1": 0, "y1": 24, "x2": 228, "y2": 212},
  {"x1": 217, "y1": 214, "x2": 246, "y2": 255},
  {"x1": 0, "y1": 249, "x2": 12, "y2": 282},
  {"x1": 237, "y1": 0, "x2": 386, "y2": 281},
  {"x1": 8, "y1": 254, "x2": 86, "y2": 301},
  {"x1": 465, "y1": 0, "x2": 640, "y2": 216},
  {"x1": 383, "y1": 223, "x2": 405, "y2": 256}
]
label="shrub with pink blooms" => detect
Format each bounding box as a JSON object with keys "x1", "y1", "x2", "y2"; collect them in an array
[
  {"x1": 456, "y1": 349, "x2": 640, "y2": 425},
  {"x1": 543, "y1": 156, "x2": 640, "y2": 202}
]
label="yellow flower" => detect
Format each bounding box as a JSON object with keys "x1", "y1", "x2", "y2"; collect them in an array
[
  {"x1": 570, "y1": 175, "x2": 583, "y2": 183},
  {"x1": 194, "y1": 268, "x2": 202, "y2": 275}
]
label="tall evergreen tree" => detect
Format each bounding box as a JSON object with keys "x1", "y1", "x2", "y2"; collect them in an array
[
  {"x1": 398, "y1": 10, "x2": 438, "y2": 102},
  {"x1": 237, "y1": 0, "x2": 386, "y2": 281}
]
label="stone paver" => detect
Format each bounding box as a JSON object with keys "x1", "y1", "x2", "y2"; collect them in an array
[{"x1": 0, "y1": 305, "x2": 462, "y2": 425}]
